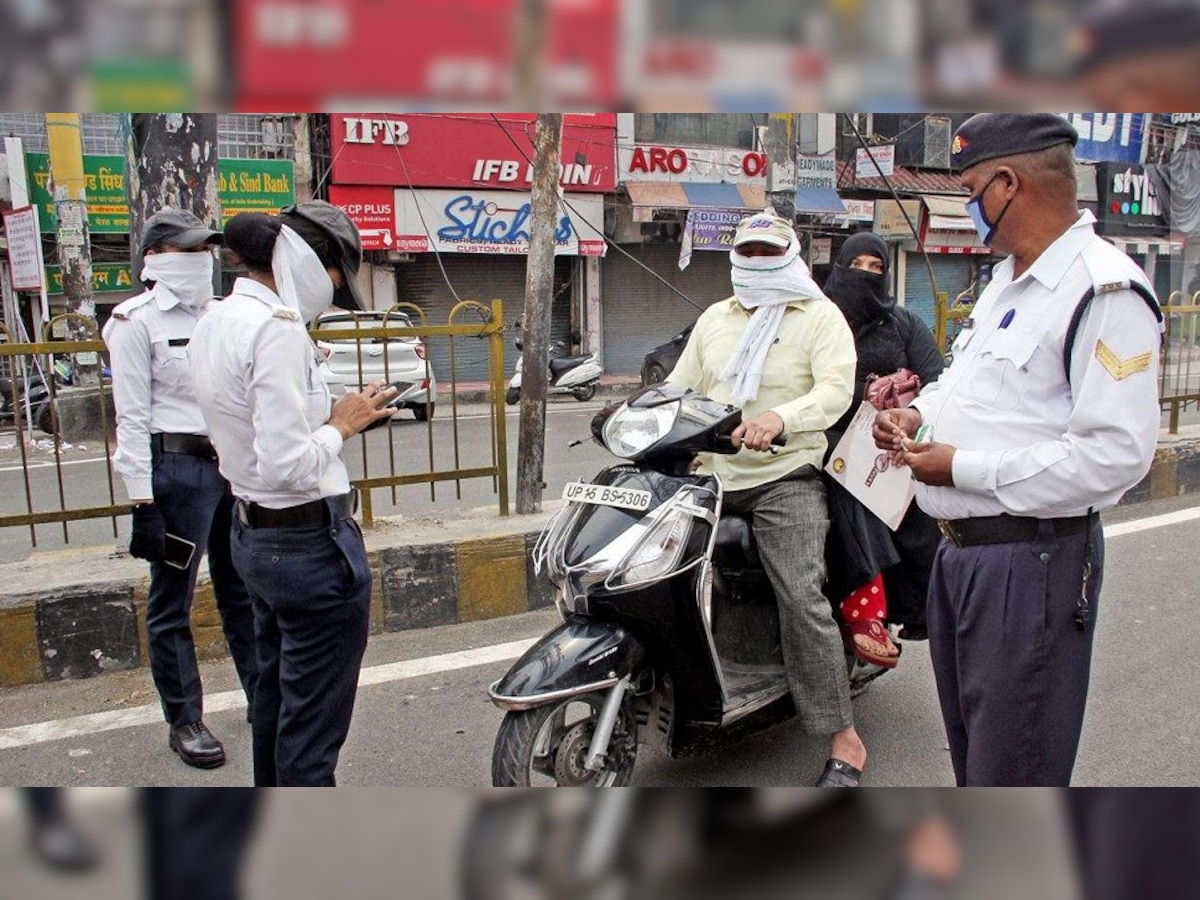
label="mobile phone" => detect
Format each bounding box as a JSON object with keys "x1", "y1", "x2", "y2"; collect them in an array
[{"x1": 163, "y1": 533, "x2": 197, "y2": 571}]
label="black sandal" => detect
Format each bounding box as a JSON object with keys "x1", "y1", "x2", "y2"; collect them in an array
[{"x1": 814, "y1": 758, "x2": 863, "y2": 787}]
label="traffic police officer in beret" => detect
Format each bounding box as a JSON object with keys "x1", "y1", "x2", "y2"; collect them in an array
[
  {"x1": 874, "y1": 114, "x2": 1163, "y2": 786},
  {"x1": 103, "y1": 209, "x2": 259, "y2": 770},
  {"x1": 189, "y1": 201, "x2": 396, "y2": 786}
]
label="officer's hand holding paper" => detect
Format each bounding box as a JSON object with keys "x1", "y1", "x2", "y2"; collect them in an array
[{"x1": 825, "y1": 401, "x2": 916, "y2": 530}]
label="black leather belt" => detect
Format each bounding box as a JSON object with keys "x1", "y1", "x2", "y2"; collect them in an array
[
  {"x1": 153, "y1": 432, "x2": 217, "y2": 460},
  {"x1": 937, "y1": 514, "x2": 1091, "y2": 548},
  {"x1": 236, "y1": 492, "x2": 356, "y2": 529}
]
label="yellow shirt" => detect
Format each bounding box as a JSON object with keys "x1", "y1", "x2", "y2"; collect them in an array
[{"x1": 666, "y1": 296, "x2": 856, "y2": 491}]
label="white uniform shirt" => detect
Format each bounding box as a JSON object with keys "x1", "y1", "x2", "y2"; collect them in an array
[
  {"x1": 910, "y1": 211, "x2": 1161, "y2": 520},
  {"x1": 102, "y1": 284, "x2": 211, "y2": 501},
  {"x1": 189, "y1": 278, "x2": 349, "y2": 509}
]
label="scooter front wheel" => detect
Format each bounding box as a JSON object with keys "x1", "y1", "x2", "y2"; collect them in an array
[
  {"x1": 505, "y1": 387, "x2": 521, "y2": 406},
  {"x1": 492, "y1": 693, "x2": 638, "y2": 787}
]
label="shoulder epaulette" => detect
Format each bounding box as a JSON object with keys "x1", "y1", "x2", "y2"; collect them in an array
[{"x1": 271, "y1": 305, "x2": 300, "y2": 322}]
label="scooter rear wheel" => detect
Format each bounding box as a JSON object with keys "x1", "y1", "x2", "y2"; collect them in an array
[
  {"x1": 492, "y1": 693, "x2": 637, "y2": 787},
  {"x1": 572, "y1": 383, "x2": 596, "y2": 402},
  {"x1": 505, "y1": 387, "x2": 521, "y2": 406}
]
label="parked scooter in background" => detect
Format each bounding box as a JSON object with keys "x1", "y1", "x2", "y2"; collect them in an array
[{"x1": 506, "y1": 320, "x2": 602, "y2": 406}]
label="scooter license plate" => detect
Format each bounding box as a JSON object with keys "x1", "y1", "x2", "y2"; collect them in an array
[{"x1": 561, "y1": 482, "x2": 653, "y2": 512}]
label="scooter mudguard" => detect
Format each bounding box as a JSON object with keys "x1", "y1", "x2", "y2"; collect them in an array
[{"x1": 488, "y1": 615, "x2": 647, "y2": 711}]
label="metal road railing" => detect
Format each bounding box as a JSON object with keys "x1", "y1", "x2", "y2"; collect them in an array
[
  {"x1": 0, "y1": 299, "x2": 509, "y2": 554},
  {"x1": 1159, "y1": 291, "x2": 1200, "y2": 434}
]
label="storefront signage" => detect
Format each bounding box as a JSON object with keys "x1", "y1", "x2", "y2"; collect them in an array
[
  {"x1": 329, "y1": 185, "x2": 397, "y2": 250},
  {"x1": 810, "y1": 237, "x2": 832, "y2": 266},
  {"x1": 838, "y1": 199, "x2": 876, "y2": 222},
  {"x1": 873, "y1": 199, "x2": 921, "y2": 239},
  {"x1": 217, "y1": 159, "x2": 295, "y2": 223},
  {"x1": 1095, "y1": 162, "x2": 1167, "y2": 234},
  {"x1": 1061, "y1": 114, "x2": 1145, "y2": 164},
  {"x1": 45, "y1": 262, "x2": 134, "y2": 295},
  {"x1": 330, "y1": 113, "x2": 617, "y2": 193},
  {"x1": 855, "y1": 144, "x2": 895, "y2": 178},
  {"x1": 25, "y1": 155, "x2": 295, "y2": 232},
  {"x1": 683, "y1": 209, "x2": 742, "y2": 250},
  {"x1": 625, "y1": 145, "x2": 767, "y2": 182},
  {"x1": 796, "y1": 155, "x2": 837, "y2": 190},
  {"x1": 393, "y1": 189, "x2": 605, "y2": 256}
]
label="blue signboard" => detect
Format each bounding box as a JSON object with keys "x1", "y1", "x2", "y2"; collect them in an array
[{"x1": 1060, "y1": 113, "x2": 1146, "y2": 164}]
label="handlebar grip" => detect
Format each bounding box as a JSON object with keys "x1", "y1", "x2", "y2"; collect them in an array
[{"x1": 771, "y1": 432, "x2": 788, "y2": 447}]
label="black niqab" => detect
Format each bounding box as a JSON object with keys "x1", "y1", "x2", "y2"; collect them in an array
[{"x1": 823, "y1": 232, "x2": 894, "y2": 328}]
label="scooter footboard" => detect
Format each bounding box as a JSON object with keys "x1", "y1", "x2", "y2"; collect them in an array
[{"x1": 488, "y1": 616, "x2": 647, "y2": 712}]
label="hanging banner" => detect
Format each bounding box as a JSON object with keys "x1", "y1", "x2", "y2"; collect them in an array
[
  {"x1": 856, "y1": 145, "x2": 895, "y2": 178},
  {"x1": 329, "y1": 185, "x2": 397, "y2": 250},
  {"x1": 3, "y1": 206, "x2": 44, "y2": 290}
]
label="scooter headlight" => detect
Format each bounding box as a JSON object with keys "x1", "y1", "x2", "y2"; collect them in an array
[
  {"x1": 602, "y1": 402, "x2": 679, "y2": 458},
  {"x1": 610, "y1": 507, "x2": 693, "y2": 587}
]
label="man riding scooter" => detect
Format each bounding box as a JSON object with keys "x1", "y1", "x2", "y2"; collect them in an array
[{"x1": 664, "y1": 210, "x2": 865, "y2": 787}]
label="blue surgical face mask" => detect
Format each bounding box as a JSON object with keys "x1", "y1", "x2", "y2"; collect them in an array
[{"x1": 965, "y1": 172, "x2": 1014, "y2": 245}]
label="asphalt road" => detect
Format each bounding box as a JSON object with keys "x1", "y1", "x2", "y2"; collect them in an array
[
  {"x1": 0, "y1": 494, "x2": 1197, "y2": 790},
  {"x1": 0, "y1": 398, "x2": 613, "y2": 563}
]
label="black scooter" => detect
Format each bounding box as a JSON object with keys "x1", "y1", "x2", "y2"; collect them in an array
[
  {"x1": 487, "y1": 383, "x2": 884, "y2": 786},
  {"x1": 0, "y1": 369, "x2": 51, "y2": 429}
]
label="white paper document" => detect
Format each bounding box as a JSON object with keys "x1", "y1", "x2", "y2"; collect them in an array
[{"x1": 824, "y1": 402, "x2": 916, "y2": 530}]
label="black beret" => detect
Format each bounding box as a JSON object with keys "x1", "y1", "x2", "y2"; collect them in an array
[
  {"x1": 1073, "y1": 1, "x2": 1200, "y2": 74},
  {"x1": 951, "y1": 113, "x2": 1079, "y2": 172}
]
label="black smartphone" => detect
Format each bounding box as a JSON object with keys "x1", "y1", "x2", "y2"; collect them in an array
[{"x1": 163, "y1": 533, "x2": 197, "y2": 571}]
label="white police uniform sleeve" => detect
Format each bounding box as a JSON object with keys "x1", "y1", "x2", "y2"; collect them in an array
[
  {"x1": 103, "y1": 295, "x2": 156, "y2": 501},
  {"x1": 949, "y1": 285, "x2": 1161, "y2": 516},
  {"x1": 247, "y1": 314, "x2": 344, "y2": 494}
]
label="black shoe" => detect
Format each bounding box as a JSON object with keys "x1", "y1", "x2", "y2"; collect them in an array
[
  {"x1": 897, "y1": 624, "x2": 928, "y2": 642},
  {"x1": 168, "y1": 722, "x2": 226, "y2": 769},
  {"x1": 30, "y1": 820, "x2": 99, "y2": 872},
  {"x1": 814, "y1": 758, "x2": 863, "y2": 787}
]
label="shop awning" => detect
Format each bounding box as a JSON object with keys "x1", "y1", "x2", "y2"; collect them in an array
[
  {"x1": 923, "y1": 195, "x2": 976, "y2": 232},
  {"x1": 625, "y1": 181, "x2": 766, "y2": 221},
  {"x1": 794, "y1": 186, "x2": 846, "y2": 215}
]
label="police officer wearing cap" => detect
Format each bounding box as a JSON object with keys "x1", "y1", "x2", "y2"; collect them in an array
[
  {"x1": 189, "y1": 202, "x2": 396, "y2": 786},
  {"x1": 874, "y1": 114, "x2": 1163, "y2": 786},
  {"x1": 103, "y1": 209, "x2": 258, "y2": 770}
]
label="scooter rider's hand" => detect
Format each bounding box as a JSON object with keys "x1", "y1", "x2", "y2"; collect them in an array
[
  {"x1": 732, "y1": 411, "x2": 785, "y2": 452},
  {"x1": 328, "y1": 380, "x2": 398, "y2": 439}
]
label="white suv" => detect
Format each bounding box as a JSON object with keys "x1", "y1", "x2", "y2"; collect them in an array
[{"x1": 314, "y1": 310, "x2": 437, "y2": 421}]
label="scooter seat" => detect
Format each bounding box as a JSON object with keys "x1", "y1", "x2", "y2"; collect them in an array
[
  {"x1": 713, "y1": 515, "x2": 763, "y2": 571},
  {"x1": 548, "y1": 355, "x2": 592, "y2": 375}
]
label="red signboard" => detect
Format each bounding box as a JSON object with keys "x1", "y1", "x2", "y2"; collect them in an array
[
  {"x1": 329, "y1": 113, "x2": 617, "y2": 193},
  {"x1": 328, "y1": 185, "x2": 397, "y2": 250},
  {"x1": 233, "y1": 0, "x2": 619, "y2": 107}
]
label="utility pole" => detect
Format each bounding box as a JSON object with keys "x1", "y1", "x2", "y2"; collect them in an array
[
  {"x1": 45, "y1": 113, "x2": 99, "y2": 385},
  {"x1": 763, "y1": 113, "x2": 797, "y2": 221},
  {"x1": 124, "y1": 114, "x2": 221, "y2": 289},
  {"x1": 515, "y1": 113, "x2": 563, "y2": 514},
  {"x1": 513, "y1": 0, "x2": 547, "y2": 108}
]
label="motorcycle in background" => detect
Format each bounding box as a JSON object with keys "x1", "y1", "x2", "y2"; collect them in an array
[{"x1": 505, "y1": 321, "x2": 602, "y2": 406}]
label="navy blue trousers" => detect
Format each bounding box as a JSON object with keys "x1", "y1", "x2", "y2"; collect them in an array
[
  {"x1": 927, "y1": 520, "x2": 1103, "y2": 786},
  {"x1": 141, "y1": 788, "x2": 260, "y2": 900},
  {"x1": 148, "y1": 446, "x2": 258, "y2": 728},
  {"x1": 230, "y1": 499, "x2": 371, "y2": 786},
  {"x1": 1068, "y1": 789, "x2": 1200, "y2": 899}
]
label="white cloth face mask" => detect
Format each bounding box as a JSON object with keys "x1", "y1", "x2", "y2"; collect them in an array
[{"x1": 140, "y1": 251, "x2": 215, "y2": 309}]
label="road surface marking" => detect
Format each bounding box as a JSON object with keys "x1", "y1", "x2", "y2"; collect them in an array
[
  {"x1": 2, "y1": 504, "x2": 1200, "y2": 752},
  {"x1": 0, "y1": 638, "x2": 537, "y2": 752},
  {"x1": 0, "y1": 456, "x2": 109, "y2": 473}
]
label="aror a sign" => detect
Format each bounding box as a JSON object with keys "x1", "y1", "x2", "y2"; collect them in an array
[{"x1": 622, "y1": 144, "x2": 767, "y2": 183}]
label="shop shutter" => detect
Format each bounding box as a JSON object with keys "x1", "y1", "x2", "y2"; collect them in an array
[
  {"x1": 600, "y1": 245, "x2": 732, "y2": 376},
  {"x1": 393, "y1": 255, "x2": 573, "y2": 384},
  {"x1": 902, "y1": 253, "x2": 976, "y2": 331}
]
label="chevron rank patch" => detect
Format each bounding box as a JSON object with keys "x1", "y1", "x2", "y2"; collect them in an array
[{"x1": 1095, "y1": 339, "x2": 1152, "y2": 380}]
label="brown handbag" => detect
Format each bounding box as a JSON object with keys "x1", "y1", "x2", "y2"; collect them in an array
[{"x1": 864, "y1": 368, "x2": 922, "y2": 411}]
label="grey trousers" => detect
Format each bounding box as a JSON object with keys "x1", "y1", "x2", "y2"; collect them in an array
[{"x1": 723, "y1": 472, "x2": 853, "y2": 735}]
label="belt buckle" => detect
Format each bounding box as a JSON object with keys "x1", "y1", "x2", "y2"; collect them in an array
[{"x1": 937, "y1": 519, "x2": 963, "y2": 547}]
